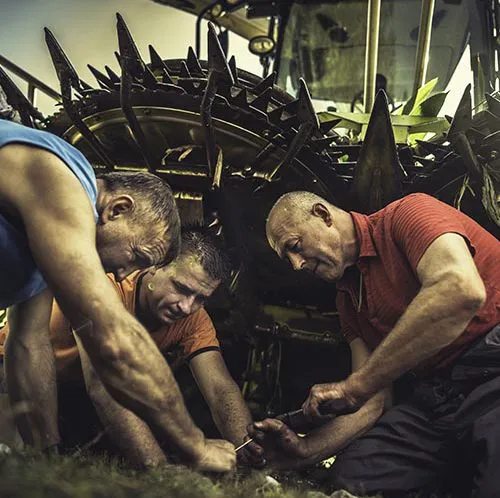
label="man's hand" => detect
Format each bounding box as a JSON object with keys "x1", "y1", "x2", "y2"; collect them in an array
[
  {"x1": 193, "y1": 439, "x2": 236, "y2": 473},
  {"x1": 247, "y1": 419, "x2": 309, "y2": 469},
  {"x1": 237, "y1": 437, "x2": 265, "y2": 468},
  {"x1": 302, "y1": 380, "x2": 364, "y2": 421}
]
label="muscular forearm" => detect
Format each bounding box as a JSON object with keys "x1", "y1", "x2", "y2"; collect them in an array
[
  {"x1": 4, "y1": 332, "x2": 59, "y2": 448},
  {"x1": 283, "y1": 392, "x2": 385, "y2": 469},
  {"x1": 209, "y1": 385, "x2": 252, "y2": 445},
  {"x1": 350, "y1": 278, "x2": 483, "y2": 401},
  {"x1": 88, "y1": 380, "x2": 166, "y2": 469},
  {"x1": 75, "y1": 322, "x2": 206, "y2": 462}
]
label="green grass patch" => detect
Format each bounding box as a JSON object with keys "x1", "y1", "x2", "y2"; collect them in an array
[{"x1": 0, "y1": 450, "x2": 368, "y2": 498}]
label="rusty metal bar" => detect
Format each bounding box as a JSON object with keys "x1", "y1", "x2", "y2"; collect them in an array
[
  {"x1": 0, "y1": 53, "x2": 61, "y2": 102},
  {"x1": 363, "y1": 0, "x2": 381, "y2": 113},
  {"x1": 412, "y1": 0, "x2": 436, "y2": 96}
]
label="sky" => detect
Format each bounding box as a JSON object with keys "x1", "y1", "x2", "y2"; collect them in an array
[
  {"x1": 0, "y1": 0, "x2": 472, "y2": 116},
  {"x1": 0, "y1": 0, "x2": 263, "y2": 114}
]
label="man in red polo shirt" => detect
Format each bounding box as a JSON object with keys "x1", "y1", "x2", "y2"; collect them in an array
[{"x1": 251, "y1": 191, "x2": 499, "y2": 496}]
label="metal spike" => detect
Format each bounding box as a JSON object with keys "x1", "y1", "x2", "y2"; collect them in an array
[
  {"x1": 485, "y1": 93, "x2": 500, "y2": 118},
  {"x1": 114, "y1": 51, "x2": 122, "y2": 68},
  {"x1": 116, "y1": 13, "x2": 157, "y2": 89},
  {"x1": 200, "y1": 22, "x2": 235, "y2": 180},
  {"x1": 87, "y1": 64, "x2": 114, "y2": 90},
  {"x1": 44, "y1": 28, "x2": 84, "y2": 92},
  {"x1": 250, "y1": 87, "x2": 272, "y2": 112},
  {"x1": 179, "y1": 60, "x2": 192, "y2": 79},
  {"x1": 207, "y1": 22, "x2": 234, "y2": 85},
  {"x1": 44, "y1": 28, "x2": 114, "y2": 168},
  {"x1": 448, "y1": 84, "x2": 472, "y2": 138},
  {"x1": 310, "y1": 135, "x2": 342, "y2": 152},
  {"x1": 446, "y1": 85, "x2": 482, "y2": 184},
  {"x1": 252, "y1": 72, "x2": 276, "y2": 95},
  {"x1": 295, "y1": 78, "x2": 319, "y2": 130},
  {"x1": 320, "y1": 118, "x2": 341, "y2": 134},
  {"x1": 244, "y1": 134, "x2": 282, "y2": 171},
  {"x1": 105, "y1": 65, "x2": 120, "y2": 85},
  {"x1": 0, "y1": 66, "x2": 47, "y2": 126},
  {"x1": 119, "y1": 52, "x2": 157, "y2": 172},
  {"x1": 148, "y1": 45, "x2": 174, "y2": 84},
  {"x1": 416, "y1": 140, "x2": 449, "y2": 156},
  {"x1": 228, "y1": 56, "x2": 239, "y2": 85},
  {"x1": 265, "y1": 79, "x2": 318, "y2": 181},
  {"x1": 268, "y1": 100, "x2": 298, "y2": 125},
  {"x1": 187, "y1": 46, "x2": 204, "y2": 77},
  {"x1": 352, "y1": 90, "x2": 404, "y2": 213},
  {"x1": 79, "y1": 80, "x2": 94, "y2": 91},
  {"x1": 232, "y1": 88, "x2": 248, "y2": 108}
]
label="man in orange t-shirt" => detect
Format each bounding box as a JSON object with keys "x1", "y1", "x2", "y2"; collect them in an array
[
  {"x1": 0, "y1": 229, "x2": 262, "y2": 468},
  {"x1": 251, "y1": 192, "x2": 499, "y2": 497}
]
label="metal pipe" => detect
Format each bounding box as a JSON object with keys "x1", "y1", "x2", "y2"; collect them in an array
[
  {"x1": 363, "y1": 0, "x2": 381, "y2": 113},
  {"x1": 0, "y1": 54, "x2": 61, "y2": 102},
  {"x1": 27, "y1": 83, "x2": 36, "y2": 106},
  {"x1": 412, "y1": 0, "x2": 436, "y2": 96},
  {"x1": 195, "y1": 1, "x2": 219, "y2": 58}
]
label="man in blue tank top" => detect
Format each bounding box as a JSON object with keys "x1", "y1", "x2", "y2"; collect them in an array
[{"x1": 0, "y1": 118, "x2": 236, "y2": 472}]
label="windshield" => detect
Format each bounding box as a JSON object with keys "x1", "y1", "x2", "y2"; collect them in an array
[{"x1": 277, "y1": 0, "x2": 470, "y2": 110}]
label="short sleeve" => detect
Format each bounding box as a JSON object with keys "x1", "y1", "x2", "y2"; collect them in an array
[
  {"x1": 391, "y1": 194, "x2": 473, "y2": 272},
  {"x1": 174, "y1": 309, "x2": 220, "y2": 361}
]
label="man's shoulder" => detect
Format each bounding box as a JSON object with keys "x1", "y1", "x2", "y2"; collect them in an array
[
  {"x1": 175, "y1": 308, "x2": 214, "y2": 334},
  {"x1": 0, "y1": 121, "x2": 97, "y2": 212},
  {"x1": 379, "y1": 193, "x2": 443, "y2": 217}
]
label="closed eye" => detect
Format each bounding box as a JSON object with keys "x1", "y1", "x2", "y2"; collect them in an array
[
  {"x1": 173, "y1": 280, "x2": 193, "y2": 295},
  {"x1": 288, "y1": 240, "x2": 302, "y2": 253}
]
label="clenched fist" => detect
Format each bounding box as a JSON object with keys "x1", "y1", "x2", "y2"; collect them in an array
[
  {"x1": 302, "y1": 380, "x2": 363, "y2": 420},
  {"x1": 193, "y1": 439, "x2": 236, "y2": 473},
  {"x1": 247, "y1": 419, "x2": 309, "y2": 469}
]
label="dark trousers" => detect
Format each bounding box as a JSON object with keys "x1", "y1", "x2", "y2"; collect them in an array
[{"x1": 330, "y1": 325, "x2": 500, "y2": 498}]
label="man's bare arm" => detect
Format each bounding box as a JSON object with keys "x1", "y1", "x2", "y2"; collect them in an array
[
  {"x1": 4, "y1": 289, "x2": 59, "y2": 448},
  {"x1": 77, "y1": 338, "x2": 166, "y2": 469},
  {"x1": 0, "y1": 146, "x2": 234, "y2": 468},
  {"x1": 251, "y1": 338, "x2": 389, "y2": 469},
  {"x1": 346, "y1": 233, "x2": 486, "y2": 404},
  {"x1": 190, "y1": 351, "x2": 252, "y2": 445},
  {"x1": 304, "y1": 233, "x2": 487, "y2": 416},
  {"x1": 190, "y1": 351, "x2": 265, "y2": 467}
]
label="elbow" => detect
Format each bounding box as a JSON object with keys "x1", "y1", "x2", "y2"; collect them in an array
[{"x1": 449, "y1": 272, "x2": 487, "y2": 314}]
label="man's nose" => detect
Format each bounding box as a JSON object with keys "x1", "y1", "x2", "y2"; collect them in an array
[
  {"x1": 178, "y1": 295, "x2": 196, "y2": 315},
  {"x1": 288, "y1": 253, "x2": 305, "y2": 271}
]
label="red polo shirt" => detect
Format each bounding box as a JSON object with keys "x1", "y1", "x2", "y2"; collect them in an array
[{"x1": 336, "y1": 193, "x2": 500, "y2": 376}]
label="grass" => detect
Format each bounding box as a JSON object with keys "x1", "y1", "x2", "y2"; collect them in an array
[{"x1": 0, "y1": 450, "x2": 367, "y2": 498}]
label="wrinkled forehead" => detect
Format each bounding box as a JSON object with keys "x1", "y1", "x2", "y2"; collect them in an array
[{"x1": 267, "y1": 213, "x2": 300, "y2": 254}]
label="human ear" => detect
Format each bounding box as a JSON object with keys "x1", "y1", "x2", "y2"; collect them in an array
[
  {"x1": 311, "y1": 203, "x2": 333, "y2": 226},
  {"x1": 101, "y1": 195, "x2": 134, "y2": 222}
]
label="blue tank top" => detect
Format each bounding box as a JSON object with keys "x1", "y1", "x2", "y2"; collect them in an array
[{"x1": 0, "y1": 120, "x2": 98, "y2": 308}]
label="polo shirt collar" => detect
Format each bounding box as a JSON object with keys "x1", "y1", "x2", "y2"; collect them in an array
[
  {"x1": 336, "y1": 212, "x2": 377, "y2": 291},
  {"x1": 350, "y1": 211, "x2": 377, "y2": 259}
]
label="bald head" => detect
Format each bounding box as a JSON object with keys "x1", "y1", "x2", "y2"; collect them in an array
[{"x1": 266, "y1": 191, "x2": 335, "y2": 245}]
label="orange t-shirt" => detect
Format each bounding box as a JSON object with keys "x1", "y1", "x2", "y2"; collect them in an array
[
  {"x1": 336, "y1": 193, "x2": 500, "y2": 376},
  {"x1": 0, "y1": 270, "x2": 219, "y2": 381}
]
